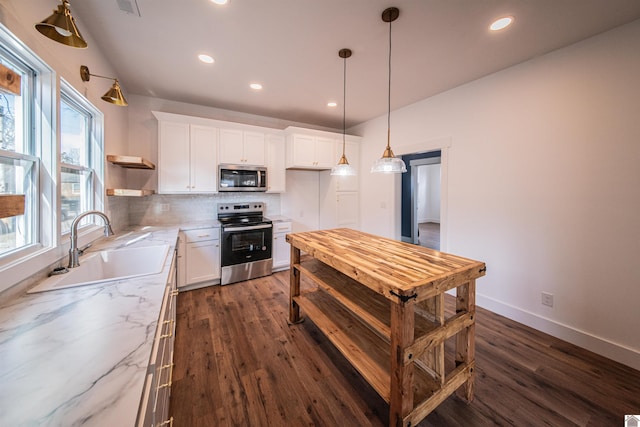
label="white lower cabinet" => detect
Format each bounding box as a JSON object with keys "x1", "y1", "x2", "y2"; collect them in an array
[
  {"x1": 179, "y1": 227, "x2": 221, "y2": 289},
  {"x1": 137, "y1": 249, "x2": 177, "y2": 427},
  {"x1": 272, "y1": 221, "x2": 292, "y2": 272}
]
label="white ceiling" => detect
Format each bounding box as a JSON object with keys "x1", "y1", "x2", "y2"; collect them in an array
[{"x1": 70, "y1": 0, "x2": 640, "y2": 129}]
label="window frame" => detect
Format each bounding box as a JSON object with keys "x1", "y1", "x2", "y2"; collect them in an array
[
  {"x1": 59, "y1": 81, "x2": 105, "y2": 236},
  {"x1": 0, "y1": 23, "x2": 106, "y2": 295}
]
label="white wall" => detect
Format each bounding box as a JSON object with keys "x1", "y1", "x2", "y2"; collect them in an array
[
  {"x1": 417, "y1": 164, "x2": 440, "y2": 223},
  {"x1": 353, "y1": 20, "x2": 640, "y2": 369}
]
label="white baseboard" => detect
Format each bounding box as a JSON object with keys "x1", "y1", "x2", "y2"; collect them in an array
[{"x1": 476, "y1": 293, "x2": 640, "y2": 371}]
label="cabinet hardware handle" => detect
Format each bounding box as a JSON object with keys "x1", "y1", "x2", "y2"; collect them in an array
[
  {"x1": 157, "y1": 363, "x2": 174, "y2": 389},
  {"x1": 197, "y1": 234, "x2": 210, "y2": 238},
  {"x1": 160, "y1": 319, "x2": 174, "y2": 338},
  {"x1": 156, "y1": 417, "x2": 173, "y2": 427}
]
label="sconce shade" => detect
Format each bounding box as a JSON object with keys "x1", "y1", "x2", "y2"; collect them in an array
[
  {"x1": 102, "y1": 80, "x2": 128, "y2": 106},
  {"x1": 80, "y1": 65, "x2": 128, "y2": 107},
  {"x1": 35, "y1": 0, "x2": 87, "y2": 48}
]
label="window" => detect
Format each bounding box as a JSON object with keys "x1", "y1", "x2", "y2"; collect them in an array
[
  {"x1": 59, "y1": 87, "x2": 104, "y2": 235},
  {"x1": 0, "y1": 44, "x2": 38, "y2": 258}
]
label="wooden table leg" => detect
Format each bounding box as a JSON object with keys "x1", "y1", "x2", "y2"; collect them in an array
[
  {"x1": 455, "y1": 279, "x2": 476, "y2": 401},
  {"x1": 389, "y1": 300, "x2": 415, "y2": 427},
  {"x1": 288, "y1": 245, "x2": 303, "y2": 324}
]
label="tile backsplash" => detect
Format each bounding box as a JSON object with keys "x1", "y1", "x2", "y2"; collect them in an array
[{"x1": 128, "y1": 193, "x2": 281, "y2": 226}]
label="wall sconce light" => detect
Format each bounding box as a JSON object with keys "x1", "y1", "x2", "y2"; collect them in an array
[
  {"x1": 35, "y1": 0, "x2": 87, "y2": 48},
  {"x1": 371, "y1": 7, "x2": 407, "y2": 174},
  {"x1": 80, "y1": 65, "x2": 128, "y2": 107}
]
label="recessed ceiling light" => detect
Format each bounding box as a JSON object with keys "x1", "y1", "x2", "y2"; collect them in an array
[
  {"x1": 198, "y1": 54, "x2": 214, "y2": 64},
  {"x1": 250, "y1": 83, "x2": 262, "y2": 90},
  {"x1": 327, "y1": 102, "x2": 337, "y2": 108},
  {"x1": 489, "y1": 16, "x2": 514, "y2": 31},
  {"x1": 211, "y1": 0, "x2": 228, "y2": 5}
]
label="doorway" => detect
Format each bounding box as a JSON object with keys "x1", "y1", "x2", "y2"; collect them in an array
[{"x1": 400, "y1": 151, "x2": 441, "y2": 250}]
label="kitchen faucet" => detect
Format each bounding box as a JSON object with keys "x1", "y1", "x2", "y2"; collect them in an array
[{"x1": 68, "y1": 210, "x2": 114, "y2": 268}]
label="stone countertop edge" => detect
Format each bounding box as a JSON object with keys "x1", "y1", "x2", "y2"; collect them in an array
[{"x1": 0, "y1": 225, "x2": 180, "y2": 427}]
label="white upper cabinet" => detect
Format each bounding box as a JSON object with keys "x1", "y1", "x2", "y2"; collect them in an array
[
  {"x1": 219, "y1": 128, "x2": 265, "y2": 166},
  {"x1": 154, "y1": 112, "x2": 218, "y2": 194},
  {"x1": 266, "y1": 133, "x2": 286, "y2": 193},
  {"x1": 285, "y1": 127, "x2": 337, "y2": 170}
]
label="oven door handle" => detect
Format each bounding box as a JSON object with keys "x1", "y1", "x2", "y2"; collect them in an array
[{"x1": 223, "y1": 224, "x2": 272, "y2": 232}]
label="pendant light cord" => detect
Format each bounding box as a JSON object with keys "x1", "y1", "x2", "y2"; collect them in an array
[
  {"x1": 342, "y1": 52, "x2": 347, "y2": 157},
  {"x1": 386, "y1": 16, "x2": 392, "y2": 151}
]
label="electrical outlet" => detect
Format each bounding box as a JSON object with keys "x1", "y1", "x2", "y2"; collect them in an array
[
  {"x1": 541, "y1": 292, "x2": 554, "y2": 307},
  {"x1": 160, "y1": 203, "x2": 170, "y2": 212}
]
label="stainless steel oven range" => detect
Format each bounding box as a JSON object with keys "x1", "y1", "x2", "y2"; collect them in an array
[{"x1": 218, "y1": 202, "x2": 273, "y2": 285}]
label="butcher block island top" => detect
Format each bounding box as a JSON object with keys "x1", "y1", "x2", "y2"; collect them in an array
[{"x1": 286, "y1": 228, "x2": 486, "y2": 427}]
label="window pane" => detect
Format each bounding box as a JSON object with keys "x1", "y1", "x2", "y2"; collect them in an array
[
  {"x1": 61, "y1": 99, "x2": 89, "y2": 166},
  {"x1": 0, "y1": 60, "x2": 26, "y2": 154},
  {"x1": 0, "y1": 155, "x2": 36, "y2": 256},
  {"x1": 61, "y1": 167, "x2": 93, "y2": 234}
]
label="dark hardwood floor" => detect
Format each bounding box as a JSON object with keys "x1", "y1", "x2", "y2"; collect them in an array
[{"x1": 170, "y1": 271, "x2": 640, "y2": 426}]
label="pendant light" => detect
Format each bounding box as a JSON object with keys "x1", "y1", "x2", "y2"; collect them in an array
[
  {"x1": 35, "y1": 0, "x2": 87, "y2": 49},
  {"x1": 371, "y1": 7, "x2": 407, "y2": 174},
  {"x1": 331, "y1": 48, "x2": 356, "y2": 176},
  {"x1": 80, "y1": 65, "x2": 128, "y2": 107}
]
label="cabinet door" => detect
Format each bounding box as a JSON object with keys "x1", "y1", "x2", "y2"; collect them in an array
[
  {"x1": 219, "y1": 128, "x2": 244, "y2": 164},
  {"x1": 185, "y1": 240, "x2": 220, "y2": 285},
  {"x1": 336, "y1": 192, "x2": 359, "y2": 229},
  {"x1": 290, "y1": 134, "x2": 316, "y2": 167},
  {"x1": 190, "y1": 125, "x2": 218, "y2": 193},
  {"x1": 273, "y1": 233, "x2": 290, "y2": 270},
  {"x1": 266, "y1": 134, "x2": 285, "y2": 192},
  {"x1": 315, "y1": 136, "x2": 336, "y2": 168},
  {"x1": 158, "y1": 121, "x2": 191, "y2": 193},
  {"x1": 243, "y1": 131, "x2": 266, "y2": 165}
]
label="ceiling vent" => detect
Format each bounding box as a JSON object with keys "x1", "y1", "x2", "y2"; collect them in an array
[{"x1": 116, "y1": 0, "x2": 141, "y2": 17}]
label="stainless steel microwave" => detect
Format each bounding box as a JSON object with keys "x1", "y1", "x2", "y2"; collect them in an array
[{"x1": 218, "y1": 164, "x2": 267, "y2": 192}]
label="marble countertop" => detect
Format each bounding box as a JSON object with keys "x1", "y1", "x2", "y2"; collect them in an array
[{"x1": 0, "y1": 225, "x2": 180, "y2": 427}]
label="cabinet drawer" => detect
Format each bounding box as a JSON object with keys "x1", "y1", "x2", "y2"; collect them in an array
[
  {"x1": 273, "y1": 222, "x2": 292, "y2": 234},
  {"x1": 183, "y1": 228, "x2": 219, "y2": 243}
]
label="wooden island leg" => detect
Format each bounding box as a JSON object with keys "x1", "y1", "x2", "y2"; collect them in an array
[
  {"x1": 390, "y1": 301, "x2": 415, "y2": 427},
  {"x1": 288, "y1": 245, "x2": 303, "y2": 324},
  {"x1": 455, "y1": 279, "x2": 476, "y2": 402}
]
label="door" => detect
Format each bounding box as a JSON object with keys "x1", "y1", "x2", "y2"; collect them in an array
[{"x1": 400, "y1": 151, "x2": 441, "y2": 247}]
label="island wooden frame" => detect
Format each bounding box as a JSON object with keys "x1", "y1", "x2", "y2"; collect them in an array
[{"x1": 286, "y1": 228, "x2": 486, "y2": 427}]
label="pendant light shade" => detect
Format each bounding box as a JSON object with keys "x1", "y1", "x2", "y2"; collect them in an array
[
  {"x1": 331, "y1": 48, "x2": 356, "y2": 176},
  {"x1": 371, "y1": 7, "x2": 406, "y2": 174},
  {"x1": 80, "y1": 65, "x2": 128, "y2": 107},
  {"x1": 35, "y1": 0, "x2": 87, "y2": 48}
]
